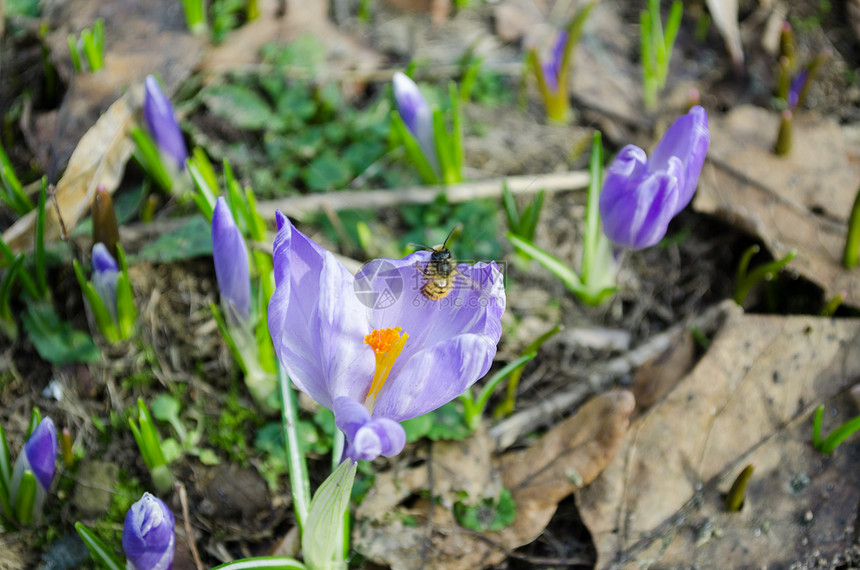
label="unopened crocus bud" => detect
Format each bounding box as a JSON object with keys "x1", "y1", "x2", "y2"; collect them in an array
[
  {"x1": 92, "y1": 243, "x2": 119, "y2": 322},
  {"x1": 92, "y1": 185, "x2": 119, "y2": 258},
  {"x1": 143, "y1": 76, "x2": 189, "y2": 170},
  {"x1": 212, "y1": 197, "x2": 251, "y2": 326},
  {"x1": 392, "y1": 72, "x2": 438, "y2": 170},
  {"x1": 11, "y1": 417, "x2": 58, "y2": 518},
  {"x1": 541, "y1": 31, "x2": 567, "y2": 93},
  {"x1": 123, "y1": 493, "x2": 175, "y2": 570},
  {"x1": 599, "y1": 105, "x2": 710, "y2": 250}
]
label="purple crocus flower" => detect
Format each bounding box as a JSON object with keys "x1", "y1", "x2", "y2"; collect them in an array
[
  {"x1": 268, "y1": 213, "x2": 505, "y2": 462},
  {"x1": 92, "y1": 242, "x2": 119, "y2": 321},
  {"x1": 392, "y1": 72, "x2": 438, "y2": 171},
  {"x1": 212, "y1": 197, "x2": 251, "y2": 326},
  {"x1": 599, "y1": 105, "x2": 710, "y2": 250},
  {"x1": 542, "y1": 31, "x2": 567, "y2": 93},
  {"x1": 143, "y1": 75, "x2": 189, "y2": 170},
  {"x1": 123, "y1": 492, "x2": 175, "y2": 570}
]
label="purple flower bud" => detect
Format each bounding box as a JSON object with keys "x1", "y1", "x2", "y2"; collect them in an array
[
  {"x1": 123, "y1": 493, "x2": 175, "y2": 570},
  {"x1": 92, "y1": 242, "x2": 119, "y2": 321},
  {"x1": 542, "y1": 31, "x2": 567, "y2": 93},
  {"x1": 392, "y1": 72, "x2": 438, "y2": 170},
  {"x1": 787, "y1": 70, "x2": 808, "y2": 111},
  {"x1": 599, "y1": 105, "x2": 710, "y2": 249},
  {"x1": 22, "y1": 418, "x2": 57, "y2": 492},
  {"x1": 143, "y1": 75, "x2": 189, "y2": 170},
  {"x1": 212, "y1": 197, "x2": 251, "y2": 325}
]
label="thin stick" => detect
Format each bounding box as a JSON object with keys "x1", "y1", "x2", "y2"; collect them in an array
[{"x1": 177, "y1": 481, "x2": 204, "y2": 570}]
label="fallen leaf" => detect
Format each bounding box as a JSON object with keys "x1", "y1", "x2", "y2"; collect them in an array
[
  {"x1": 695, "y1": 105, "x2": 860, "y2": 307},
  {"x1": 4, "y1": 89, "x2": 137, "y2": 253},
  {"x1": 30, "y1": 0, "x2": 205, "y2": 172},
  {"x1": 631, "y1": 329, "x2": 695, "y2": 414},
  {"x1": 200, "y1": 0, "x2": 382, "y2": 78},
  {"x1": 577, "y1": 306, "x2": 860, "y2": 567},
  {"x1": 354, "y1": 390, "x2": 634, "y2": 569}
]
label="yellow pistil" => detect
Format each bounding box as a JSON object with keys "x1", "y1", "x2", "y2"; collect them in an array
[{"x1": 363, "y1": 327, "x2": 408, "y2": 411}]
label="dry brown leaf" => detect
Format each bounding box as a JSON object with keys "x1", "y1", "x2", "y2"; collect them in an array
[
  {"x1": 200, "y1": 0, "x2": 382, "y2": 77},
  {"x1": 695, "y1": 105, "x2": 860, "y2": 307},
  {"x1": 30, "y1": 0, "x2": 205, "y2": 171},
  {"x1": 631, "y1": 329, "x2": 694, "y2": 414},
  {"x1": 577, "y1": 307, "x2": 860, "y2": 568},
  {"x1": 4, "y1": 90, "x2": 137, "y2": 253},
  {"x1": 354, "y1": 390, "x2": 634, "y2": 570}
]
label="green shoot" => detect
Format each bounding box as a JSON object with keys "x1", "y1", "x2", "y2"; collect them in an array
[
  {"x1": 640, "y1": 0, "x2": 683, "y2": 109},
  {"x1": 812, "y1": 404, "x2": 860, "y2": 455},
  {"x1": 68, "y1": 19, "x2": 105, "y2": 72},
  {"x1": 181, "y1": 0, "x2": 208, "y2": 35},
  {"x1": 733, "y1": 245, "x2": 796, "y2": 306},
  {"x1": 725, "y1": 464, "x2": 754, "y2": 512},
  {"x1": 494, "y1": 325, "x2": 562, "y2": 418},
  {"x1": 129, "y1": 399, "x2": 174, "y2": 493},
  {"x1": 0, "y1": 144, "x2": 34, "y2": 214},
  {"x1": 843, "y1": 184, "x2": 860, "y2": 268}
]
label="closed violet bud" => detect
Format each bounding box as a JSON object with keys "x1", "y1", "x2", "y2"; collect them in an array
[
  {"x1": 123, "y1": 493, "x2": 175, "y2": 570},
  {"x1": 392, "y1": 72, "x2": 438, "y2": 169},
  {"x1": 542, "y1": 31, "x2": 568, "y2": 93},
  {"x1": 143, "y1": 75, "x2": 189, "y2": 170},
  {"x1": 212, "y1": 197, "x2": 251, "y2": 326},
  {"x1": 10, "y1": 417, "x2": 58, "y2": 518},
  {"x1": 92, "y1": 242, "x2": 120, "y2": 322},
  {"x1": 599, "y1": 105, "x2": 710, "y2": 250}
]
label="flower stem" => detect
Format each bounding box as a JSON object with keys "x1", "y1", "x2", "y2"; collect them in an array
[{"x1": 278, "y1": 362, "x2": 311, "y2": 532}]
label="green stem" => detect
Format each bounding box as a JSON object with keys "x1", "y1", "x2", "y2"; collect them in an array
[
  {"x1": 278, "y1": 362, "x2": 311, "y2": 532},
  {"x1": 843, "y1": 185, "x2": 860, "y2": 268}
]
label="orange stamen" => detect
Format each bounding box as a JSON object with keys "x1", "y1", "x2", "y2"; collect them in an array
[{"x1": 363, "y1": 327, "x2": 408, "y2": 411}]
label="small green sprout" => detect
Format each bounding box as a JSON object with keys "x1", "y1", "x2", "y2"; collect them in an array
[
  {"x1": 128, "y1": 398, "x2": 174, "y2": 493},
  {"x1": 181, "y1": 0, "x2": 208, "y2": 35},
  {"x1": 733, "y1": 245, "x2": 797, "y2": 307},
  {"x1": 843, "y1": 184, "x2": 860, "y2": 269},
  {"x1": 508, "y1": 131, "x2": 618, "y2": 306},
  {"x1": 502, "y1": 181, "x2": 545, "y2": 249},
  {"x1": 725, "y1": 464, "x2": 754, "y2": 512},
  {"x1": 0, "y1": 143, "x2": 34, "y2": 215},
  {"x1": 812, "y1": 404, "x2": 860, "y2": 455},
  {"x1": 67, "y1": 19, "x2": 105, "y2": 72},
  {"x1": 640, "y1": 0, "x2": 683, "y2": 109},
  {"x1": 460, "y1": 353, "x2": 538, "y2": 431}
]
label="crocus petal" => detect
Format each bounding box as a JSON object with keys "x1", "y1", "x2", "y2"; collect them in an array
[
  {"x1": 92, "y1": 243, "x2": 119, "y2": 321},
  {"x1": 649, "y1": 105, "x2": 710, "y2": 212},
  {"x1": 600, "y1": 163, "x2": 681, "y2": 249},
  {"x1": 392, "y1": 72, "x2": 438, "y2": 170},
  {"x1": 143, "y1": 75, "x2": 189, "y2": 169},
  {"x1": 334, "y1": 397, "x2": 406, "y2": 461},
  {"x1": 268, "y1": 214, "x2": 375, "y2": 409},
  {"x1": 542, "y1": 30, "x2": 568, "y2": 93},
  {"x1": 788, "y1": 70, "x2": 808, "y2": 110},
  {"x1": 23, "y1": 417, "x2": 57, "y2": 492},
  {"x1": 600, "y1": 107, "x2": 709, "y2": 250},
  {"x1": 212, "y1": 197, "x2": 251, "y2": 325},
  {"x1": 123, "y1": 493, "x2": 175, "y2": 570}
]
